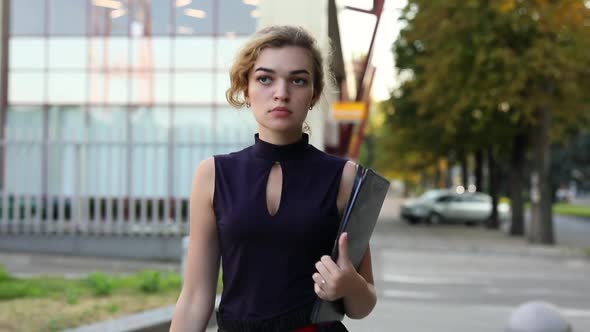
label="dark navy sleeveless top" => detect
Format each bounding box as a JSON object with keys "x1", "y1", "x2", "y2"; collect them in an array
[{"x1": 213, "y1": 133, "x2": 348, "y2": 321}]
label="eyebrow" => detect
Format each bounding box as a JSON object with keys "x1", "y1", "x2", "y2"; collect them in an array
[{"x1": 254, "y1": 67, "x2": 310, "y2": 75}]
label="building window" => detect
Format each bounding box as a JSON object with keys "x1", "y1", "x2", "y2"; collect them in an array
[
  {"x1": 10, "y1": 0, "x2": 46, "y2": 35},
  {"x1": 219, "y1": 0, "x2": 258, "y2": 34},
  {"x1": 50, "y1": 0, "x2": 88, "y2": 35},
  {"x1": 175, "y1": 0, "x2": 214, "y2": 35},
  {"x1": 91, "y1": 0, "x2": 129, "y2": 36}
]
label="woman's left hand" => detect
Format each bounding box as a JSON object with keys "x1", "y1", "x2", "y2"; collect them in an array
[{"x1": 312, "y1": 232, "x2": 366, "y2": 301}]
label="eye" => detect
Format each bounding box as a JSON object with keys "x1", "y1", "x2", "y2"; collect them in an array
[
  {"x1": 292, "y1": 78, "x2": 308, "y2": 86},
  {"x1": 257, "y1": 76, "x2": 272, "y2": 85}
]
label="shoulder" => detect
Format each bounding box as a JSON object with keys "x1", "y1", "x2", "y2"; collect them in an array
[
  {"x1": 189, "y1": 157, "x2": 216, "y2": 205},
  {"x1": 341, "y1": 160, "x2": 357, "y2": 183},
  {"x1": 308, "y1": 145, "x2": 349, "y2": 165},
  {"x1": 214, "y1": 146, "x2": 252, "y2": 163},
  {"x1": 193, "y1": 157, "x2": 215, "y2": 186},
  {"x1": 337, "y1": 160, "x2": 358, "y2": 215}
]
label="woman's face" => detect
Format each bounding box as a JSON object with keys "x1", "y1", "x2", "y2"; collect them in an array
[{"x1": 246, "y1": 46, "x2": 315, "y2": 135}]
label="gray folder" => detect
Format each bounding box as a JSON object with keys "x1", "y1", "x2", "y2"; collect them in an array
[{"x1": 310, "y1": 165, "x2": 390, "y2": 323}]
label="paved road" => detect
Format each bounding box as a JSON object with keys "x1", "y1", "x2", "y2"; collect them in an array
[
  {"x1": 529, "y1": 213, "x2": 590, "y2": 248},
  {"x1": 343, "y1": 197, "x2": 590, "y2": 332},
  {"x1": 2, "y1": 195, "x2": 590, "y2": 332}
]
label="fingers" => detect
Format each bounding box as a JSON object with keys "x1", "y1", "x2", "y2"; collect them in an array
[
  {"x1": 312, "y1": 272, "x2": 326, "y2": 288},
  {"x1": 318, "y1": 255, "x2": 340, "y2": 275},
  {"x1": 314, "y1": 282, "x2": 329, "y2": 300},
  {"x1": 338, "y1": 232, "x2": 349, "y2": 262},
  {"x1": 313, "y1": 273, "x2": 336, "y2": 301}
]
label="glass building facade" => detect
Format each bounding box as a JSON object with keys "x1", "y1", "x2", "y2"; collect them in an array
[{"x1": 3, "y1": 0, "x2": 259, "y2": 198}]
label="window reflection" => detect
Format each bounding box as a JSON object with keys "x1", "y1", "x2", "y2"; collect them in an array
[
  {"x1": 89, "y1": 72, "x2": 129, "y2": 104},
  {"x1": 91, "y1": 0, "x2": 129, "y2": 36},
  {"x1": 10, "y1": 0, "x2": 45, "y2": 35},
  {"x1": 215, "y1": 72, "x2": 230, "y2": 104},
  {"x1": 175, "y1": 0, "x2": 213, "y2": 35},
  {"x1": 49, "y1": 106, "x2": 86, "y2": 141},
  {"x1": 174, "y1": 107, "x2": 214, "y2": 142},
  {"x1": 174, "y1": 37, "x2": 214, "y2": 69},
  {"x1": 130, "y1": 107, "x2": 170, "y2": 197},
  {"x1": 47, "y1": 106, "x2": 86, "y2": 197},
  {"x1": 131, "y1": 38, "x2": 172, "y2": 70},
  {"x1": 131, "y1": 72, "x2": 171, "y2": 105},
  {"x1": 5, "y1": 107, "x2": 44, "y2": 195},
  {"x1": 50, "y1": 0, "x2": 88, "y2": 35},
  {"x1": 87, "y1": 107, "x2": 128, "y2": 196},
  {"x1": 130, "y1": 0, "x2": 172, "y2": 36},
  {"x1": 88, "y1": 107, "x2": 128, "y2": 141},
  {"x1": 9, "y1": 72, "x2": 45, "y2": 104},
  {"x1": 9, "y1": 38, "x2": 45, "y2": 69},
  {"x1": 6, "y1": 107, "x2": 44, "y2": 140},
  {"x1": 49, "y1": 38, "x2": 88, "y2": 69},
  {"x1": 173, "y1": 72, "x2": 214, "y2": 104},
  {"x1": 213, "y1": 107, "x2": 255, "y2": 156},
  {"x1": 89, "y1": 37, "x2": 129, "y2": 70},
  {"x1": 217, "y1": 37, "x2": 248, "y2": 69},
  {"x1": 48, "y1": 72, "x2": 87, "y2": 103},
  {"x1": 131, "y1": 107, "x2": 170, "y2": 142},
  {"x1": 216, "y1": 107, "x2": 257, "y2": 141},
  {"x1": 219, "y1": 0, "x2": 258, "y2": 34},
  {"x1": 129, "y1": 107, "x2": 169, "y2": 197}
]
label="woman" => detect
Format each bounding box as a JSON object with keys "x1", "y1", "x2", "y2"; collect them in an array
[{"x1": 169, "y1": 25, "x2": 376, "y2": 332}]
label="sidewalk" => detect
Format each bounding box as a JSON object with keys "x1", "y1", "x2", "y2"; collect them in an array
[
  {"x1": 376, "y1": 195, "x2": 589, "y2": 259},
  {"x1": 2, "y1": 193, "x2": 590, "y2": 332}
]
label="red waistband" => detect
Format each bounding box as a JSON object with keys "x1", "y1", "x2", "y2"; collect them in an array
[{"x1": 294, "y1": 325, "x2": 319, "y2": 332}]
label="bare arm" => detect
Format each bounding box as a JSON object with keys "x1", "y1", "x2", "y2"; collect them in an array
[
  {"x1": 169, "y1": 157, "x2": 220, "y2": 332},
  {"x1": 337, "y1": 161, "x2": 377, "y2": 319}
]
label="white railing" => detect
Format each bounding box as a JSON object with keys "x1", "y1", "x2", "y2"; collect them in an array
[{"x1": 0, "y1": 136, "x2": 250, "y2": 237}]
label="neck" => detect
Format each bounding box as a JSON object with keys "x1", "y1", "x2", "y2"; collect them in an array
[{"x1": 257, "y1": 127, "x2": 304, "y2": 145}]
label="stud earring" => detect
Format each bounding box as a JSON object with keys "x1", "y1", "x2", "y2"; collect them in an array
[
  {"x1": 246, "y1": 102, "x2": 251, "y2": 108},
  {"x1": 309, "y1": 106, "x2": 313, "y2": 111}
]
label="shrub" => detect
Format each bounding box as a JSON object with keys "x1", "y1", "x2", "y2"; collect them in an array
[
  {"x1": 86, "y1": 272, "x2": 113, "y2": 296},
  {"x1": 139, "y1": 270, "x2": 161, "y2": 293},
  {"x1": 0, "y1": 265, "x2": 11, "y2": 282}
]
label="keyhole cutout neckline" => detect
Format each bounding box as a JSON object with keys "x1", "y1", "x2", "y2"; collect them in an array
[
  {"x1": 265, "y1": 162, "x2": 283, "y2": 217},
  {"x1": 253, "y1": 133, "x2": 309, "y2": 218}
]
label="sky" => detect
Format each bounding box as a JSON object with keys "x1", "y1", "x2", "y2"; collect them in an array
[{"x1": 339, "y1": 0, "x2": 408, "y2": 101}]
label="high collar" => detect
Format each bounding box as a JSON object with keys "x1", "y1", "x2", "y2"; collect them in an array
[{"x1": 253, "y1": 133, "x2": 310, "y2": 161}]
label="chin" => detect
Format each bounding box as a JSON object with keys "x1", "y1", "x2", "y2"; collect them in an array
[{"x1": 262, "y1": 121, "x2": 304, "y2": 133}]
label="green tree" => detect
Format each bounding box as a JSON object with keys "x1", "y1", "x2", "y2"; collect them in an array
[{"x1": 380, "y1": 0, "x2": 590, "y2": 243}]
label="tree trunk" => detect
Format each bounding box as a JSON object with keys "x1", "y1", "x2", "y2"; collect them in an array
[
  {"x1": 445, "y1": 156, "x2": 453, "y2": 188},
  {"x1": 487, "y1": 146, "x2": 499, "y2": 229},
  {"x1": 434, "y1": 159, "x2": 442, "y2": 189},
  {"x1": 475, "y1": 149, "x2": 484, "y2": 192},
  {"x1": 530, "y1": 106, "x2": 554, "y2": 244},
  {"x1": 460, "y1": 154, "x2": 468, "y2": 188},
  {"x1": 509, "y1": 132, "x2": 527, "y2": 236}
]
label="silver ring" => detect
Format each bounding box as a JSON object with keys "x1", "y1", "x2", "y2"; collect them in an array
[{"x1": 321, "y1": 279, "x2": 326, "y2": 285}]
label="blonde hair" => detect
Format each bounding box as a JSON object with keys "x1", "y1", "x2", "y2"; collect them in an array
[{"x1": 225, "y1": 25, "x2": 326, "y2": 109}]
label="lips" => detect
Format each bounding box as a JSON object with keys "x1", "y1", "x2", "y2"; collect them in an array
[
  {"x1": 270, "y1": 107, "x2": 291, "y2": 113},
  {"x1": 270, "y1": 107, "x2": 292, "y2": 118}
]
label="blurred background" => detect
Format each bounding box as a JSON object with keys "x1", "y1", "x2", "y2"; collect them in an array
[{"x1": 0, "y1": 0, "x2": 589, "y2": 331}]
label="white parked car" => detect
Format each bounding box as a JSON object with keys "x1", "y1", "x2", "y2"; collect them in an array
[{"x1": 400, "y1": 189, "x2": 510, "y2": 225}]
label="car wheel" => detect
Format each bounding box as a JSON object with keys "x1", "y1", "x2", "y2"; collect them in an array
[
  {"x1": 427, "y1": 212, "x2": 443, "y2": 225},
  {"x1": 406, "y1": 217, "x2": 419, "y2": 225}
]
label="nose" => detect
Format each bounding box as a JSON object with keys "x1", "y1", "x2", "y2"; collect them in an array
[{"x1": 273, "y1": 79, "x2": 289, "y2": 102}]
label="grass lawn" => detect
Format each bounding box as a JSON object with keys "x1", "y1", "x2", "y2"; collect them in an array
[
  {"x1": 522, "y1": 202, "x2": 590, "y2": 218},
  {"x1": 553, "y1": 203, "x2": 590, "y2": 218},
  {"x1": 0, "y1": 265, "x2": 222, "y2": 332}
]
